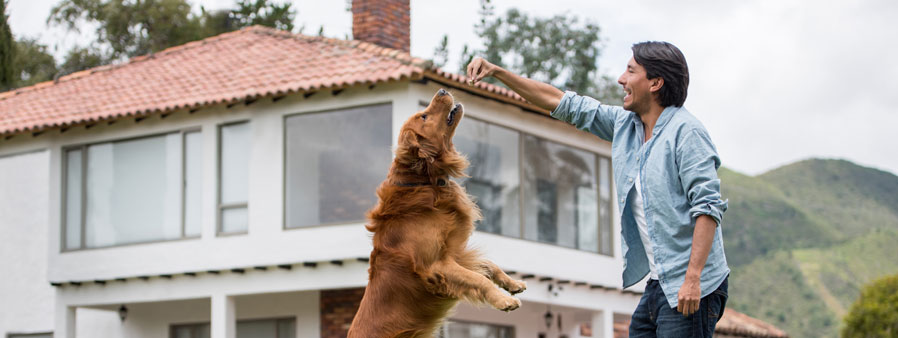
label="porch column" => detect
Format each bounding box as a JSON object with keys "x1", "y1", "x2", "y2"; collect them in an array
[
  {"x1": 211, "y1": 294, "x2": 236, "y2": 338},
  {"x1": 54, "y1": 303, "x2": 76, "y2": 338},
  {"x1": 591, "y1": 309, "x2": 614, "y2": 338}
]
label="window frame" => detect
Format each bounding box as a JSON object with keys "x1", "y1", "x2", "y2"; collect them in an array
[
  {"x1": 216, "y1": 120, "x2": 251, "y2": 236},
  {"x1": 169, "y1": 316, "x2": 295, "y2": 338},
  {"x1": 455, "y1": 115, "x2": 614, "y2": 256},
  {"x1": 438, "y1": 319, "x2": 516, "y2": 338},
  {"x1": 61, "y1": 127, "x2": 202, "y2": 252},
  {"x1": 280, "y1": 102, "x2": 393, "y2": 230}
]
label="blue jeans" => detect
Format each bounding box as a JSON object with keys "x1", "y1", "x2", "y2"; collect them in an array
[{"x1": 629, "y1": 276, "x2": 728, "y2": 338}]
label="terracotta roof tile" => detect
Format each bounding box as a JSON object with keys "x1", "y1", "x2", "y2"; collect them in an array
[{"x1": 2, "y1": 25, "x2": 532, "y2": 137}]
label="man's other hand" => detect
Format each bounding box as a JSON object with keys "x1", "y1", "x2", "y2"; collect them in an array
[
  {"x1": 466, "y1": 57, "x2": 500, "y2": 85},
  {"x1": 677, "y1": 277, "x2": 701, "y2": 316}
]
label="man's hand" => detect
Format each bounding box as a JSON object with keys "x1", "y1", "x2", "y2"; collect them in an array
[
  {"x1": 466, "y1": 57, "x2": 501, "y2": 85},
  {"x1": 677, "y1": 277, "x2": 701, "y2": 316}
]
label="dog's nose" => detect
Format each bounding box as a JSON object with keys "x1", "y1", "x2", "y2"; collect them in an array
[{"x1": 437, "y1": 89, "x2": 448, "y2": 96}]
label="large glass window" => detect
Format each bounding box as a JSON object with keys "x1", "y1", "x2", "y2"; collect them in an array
[
  {"x1": 219, "y1": 122, "x2": 250, "y2": 234},
  {"x1": 64, "y1": 130, "x2": 202, "y2": 250},
  {"x1": 523, "y1": 135, "x2": 599, "y2": 252},
  {"x1": 171, "y1": 318, "x2": 295, "y2": 338},
  {"x1": 284, "y1": 104, "x2": 392, "y2": 228},
  {"x1": 453, "y1": 116, "x2": 614, "y2": 255},
  {"x1": 454, "y1": 118, "x2": 520, "y2": 237},
  {"x1": 438, "y1": 320, "x2": 514, "y2": 338}
]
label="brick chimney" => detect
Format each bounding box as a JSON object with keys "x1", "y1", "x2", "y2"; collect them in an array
[{"x1": 351, "y1": 0, "x2": 410, "y2": 52}]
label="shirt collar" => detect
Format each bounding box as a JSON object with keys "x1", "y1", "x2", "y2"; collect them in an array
[{"x1": 632, "y1": 106, "x2": 681, "y2": 135}]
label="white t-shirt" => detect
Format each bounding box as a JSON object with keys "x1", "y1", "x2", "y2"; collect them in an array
[{"x1": 630, "y1": 171, "x2": 658, "y2": 280}]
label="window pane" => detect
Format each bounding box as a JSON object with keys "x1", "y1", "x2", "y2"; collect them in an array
[
  {"x1": 84, "y1": 133, "x2": 182, "y2": 247},
  {"x1": 443, "y1": 321, "x2": 514, "y2": 338},
  {"x1": 599, "y1": 156, "x2": 613, "y2": 255},
  {"x1": 220, "y1": 122, "x2": 249, "y2": 205},
  {"x1": 172, "y1": 326, "x2": 193, "y2": 338},
  {"x1": 65, "y1": 149, "x2": 83, "y2": 250},
  {"x1": 221, "y1": 207, "x2": 248, "y2": 233},
  {"x1": 522, "y1": 135, "x2": 599, "y2": 252},
  {"x1": 277, "y1": 319, "x2": 295, "y2": 338},
  {"x1": 184, "y1": 131, "x2": 203, "y2": 237},
  {"x1": 454, "y1": 118, "x2": 521, "y2": 237},
  {"x1": 285, "y1": 104, "x2": 391, "y2": 227},
  {"x1": 237, "y1": 319, "x2": 277, "y2": 338}
]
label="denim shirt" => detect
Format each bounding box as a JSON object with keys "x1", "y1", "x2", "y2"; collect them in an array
[{"x1": 551, "y1": 91, "x2": 729, "y2": 308}]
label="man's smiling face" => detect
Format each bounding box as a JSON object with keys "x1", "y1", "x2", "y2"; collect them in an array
[{"x1": 618, "y1": 57, "x2": 658, "y2": 114}]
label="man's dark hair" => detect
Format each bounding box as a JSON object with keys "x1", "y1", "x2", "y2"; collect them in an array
[{"x1": 631, "y1": 41, "x2": 689, "y2": 107}]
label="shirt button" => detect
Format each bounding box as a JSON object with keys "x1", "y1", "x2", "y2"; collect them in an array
[
  {"x1": 628, "y1": 178, "x2": 633, "y2": 182},
  {"x1": 620, "y1": 198, "x2": 625, "y2": 203}
]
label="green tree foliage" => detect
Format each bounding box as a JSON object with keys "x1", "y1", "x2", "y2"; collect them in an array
[
  {"x1": 13, "y1": 38, "x2": 58, "y2": 87},
  {"x1": 842, "y1": 274, "x2": 898, "y2": 337},
  {"x1": 448, "y1": 0, "x2": 622, "y2": 105},
  {"x1": 432, "y1": 34, "x2": 449, "y2": 68},
  {"x1": 229, "y1": 0, "x2": 294, "y2": 31},
  {"x1": 1, "y1": 0, "x2": 15, "y2": 90},
  {"x1": 47, "y1": 0, "x2": 296, "y2": 60}
]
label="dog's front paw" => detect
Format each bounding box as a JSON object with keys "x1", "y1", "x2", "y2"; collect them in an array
[
  {"x1": 505, "y1": 280, "x2": 527, "y2": 295},
  {"x1": 492, "y1": 296, "x2": 521, "y2": 312}
]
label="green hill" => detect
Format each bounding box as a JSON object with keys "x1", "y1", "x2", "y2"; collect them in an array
[{"x1": 720, "y1": 159, "x2": 898, "y2": 338}]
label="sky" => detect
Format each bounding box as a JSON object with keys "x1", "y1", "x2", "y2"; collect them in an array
[{"x1": 6, "y1": 0, "x2": 898, "y2": 176}]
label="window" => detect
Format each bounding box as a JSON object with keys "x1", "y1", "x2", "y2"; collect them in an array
[
  {"x1": 63, "y1": 130, "x2": 202, "y2": 250},
  {"x1": 171, "y1": 318, "x2": 294, "y2": 338},
  {"x1": 8, "y1": 334, "x2": 53, "y2": 338},
  {"x1": 454, "y1": 118, "x2": 520, "y2": 237},
  {"x1": 438, "y1": 320, "x2": 514, "y2": 338},
  {"x1": 284, "y1": 104, "x2": 392, "y2": 228},
  {"x1": 219, "y1": 122, "x2": 250, "y2": 234},
  {"x1": 453, "y1": 117, "x2": 614, "y2": 255},
  {"x1": 523, "y1": 135, "x2": 600, "y2": 252}
]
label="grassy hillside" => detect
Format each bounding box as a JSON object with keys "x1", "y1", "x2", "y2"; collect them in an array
[
  {"x1": 719, "y1": 168, "x2": 840, "y2": 267},
  {"x1": 720, "y1": 159, "x2": 898, "y2": 338}
]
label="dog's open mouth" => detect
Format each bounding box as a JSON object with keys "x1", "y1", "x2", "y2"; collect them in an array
[{"x1": 448, "y1": 103, "x2": 460, "y2": 126}]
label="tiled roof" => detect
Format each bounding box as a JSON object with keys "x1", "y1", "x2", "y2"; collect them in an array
[
  {"x1": 0, "y1": 25, "x2": 538, "y2": 137},
  {"x1": 715, "y1": 308, "x2": 789, "y2": 338}
]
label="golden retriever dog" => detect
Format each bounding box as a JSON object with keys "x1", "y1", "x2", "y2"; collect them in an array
[{"x1": 348, "y1": 89, "x2": 527, "y2": 338}]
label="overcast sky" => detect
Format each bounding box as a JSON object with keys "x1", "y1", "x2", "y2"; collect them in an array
[{"x1": 7, "y1": 0, "x2": 898, "y2": 176}]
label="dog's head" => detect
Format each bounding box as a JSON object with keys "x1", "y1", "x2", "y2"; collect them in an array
[{"x1": 395, "y1": 89, "x2": 468, "y2": 178}]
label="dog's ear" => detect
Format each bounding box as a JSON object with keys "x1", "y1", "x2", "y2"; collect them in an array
[{"x1": 400, "y1": 130, "x2": 438, "y2": 163}]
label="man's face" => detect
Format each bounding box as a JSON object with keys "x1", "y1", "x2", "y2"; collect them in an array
[{"x1": 618, "y1": 57, "x2": 659, "y2": 114}]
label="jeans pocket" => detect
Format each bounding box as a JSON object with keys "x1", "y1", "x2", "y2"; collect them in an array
[{"x1": 708, "y1": 290, "x2": 728, "y2": 321}]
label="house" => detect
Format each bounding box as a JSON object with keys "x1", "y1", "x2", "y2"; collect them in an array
[{"x1": 0, "y1": 1, "x2": 788, "y2": 337}]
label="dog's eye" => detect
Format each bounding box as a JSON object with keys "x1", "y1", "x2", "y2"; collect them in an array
[{"x1": 421, "y1": 114, "x2": 427, "y2": 121}]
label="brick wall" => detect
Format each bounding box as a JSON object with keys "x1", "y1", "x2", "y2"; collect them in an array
[
  {"x1": 351, "y1": 0, "x2": 411, "y2": 52},
  {"x1": 320, "y1": 287, "x2": 366, "y2": 338}
]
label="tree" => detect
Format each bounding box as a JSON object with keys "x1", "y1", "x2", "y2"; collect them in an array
[
  {"x1": 1, "y1": 0, "x2": 14, "y2": 91},
  {"x1": 229, "y1": 0, "x2": 294, "y2": 31},
  {"x1": 842, "y1": 274, "x2": 898, "y2": 337},
  {"x1": 58, "y1": 45, "x2": 108, "y2": 76},
  {"x1": 47, "y1": 0, "x2": 296, "y2": 60},
  {"x1": 431, "y1": 34, "x2": 449, "y2": 68},
  {"x1": 452, "y1": 1, "x2": 622, "y2": 105},
  {"x1": 13, "y1": 38, "x2": 58, "y2": 87}
]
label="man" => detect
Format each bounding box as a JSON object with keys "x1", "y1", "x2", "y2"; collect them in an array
[{"x1": 467, "y1": 41, "x2": 729, "y2": 337}]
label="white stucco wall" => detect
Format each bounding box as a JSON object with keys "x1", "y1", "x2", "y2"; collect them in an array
[{"x1": 0, "y1": 150, "x2": 55, "y2": 336}]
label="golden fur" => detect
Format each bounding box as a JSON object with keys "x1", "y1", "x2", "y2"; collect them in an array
[{"x1": 347, "y1": 90, "x2": 526, "y2": 338}]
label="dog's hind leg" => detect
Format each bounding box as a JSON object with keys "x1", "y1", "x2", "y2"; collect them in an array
[
  {"x1": 423, "y1": 260, "x2": 522, "y2": 312},
  {"x1": 479, "y1": 260, "x2": 527, "y2": 295}
]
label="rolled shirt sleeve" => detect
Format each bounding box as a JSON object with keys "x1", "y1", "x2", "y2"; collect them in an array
[
  {"x1": 676, "y1": 129, "x2": 728, "y2": 226},
  {"x1": 550, "y1": 91, "x2": 626, "y2": 142}
]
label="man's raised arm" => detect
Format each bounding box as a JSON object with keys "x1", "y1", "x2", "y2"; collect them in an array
[{"x1": 466, "y1": 57, "x2": 564, "y2": 111}]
